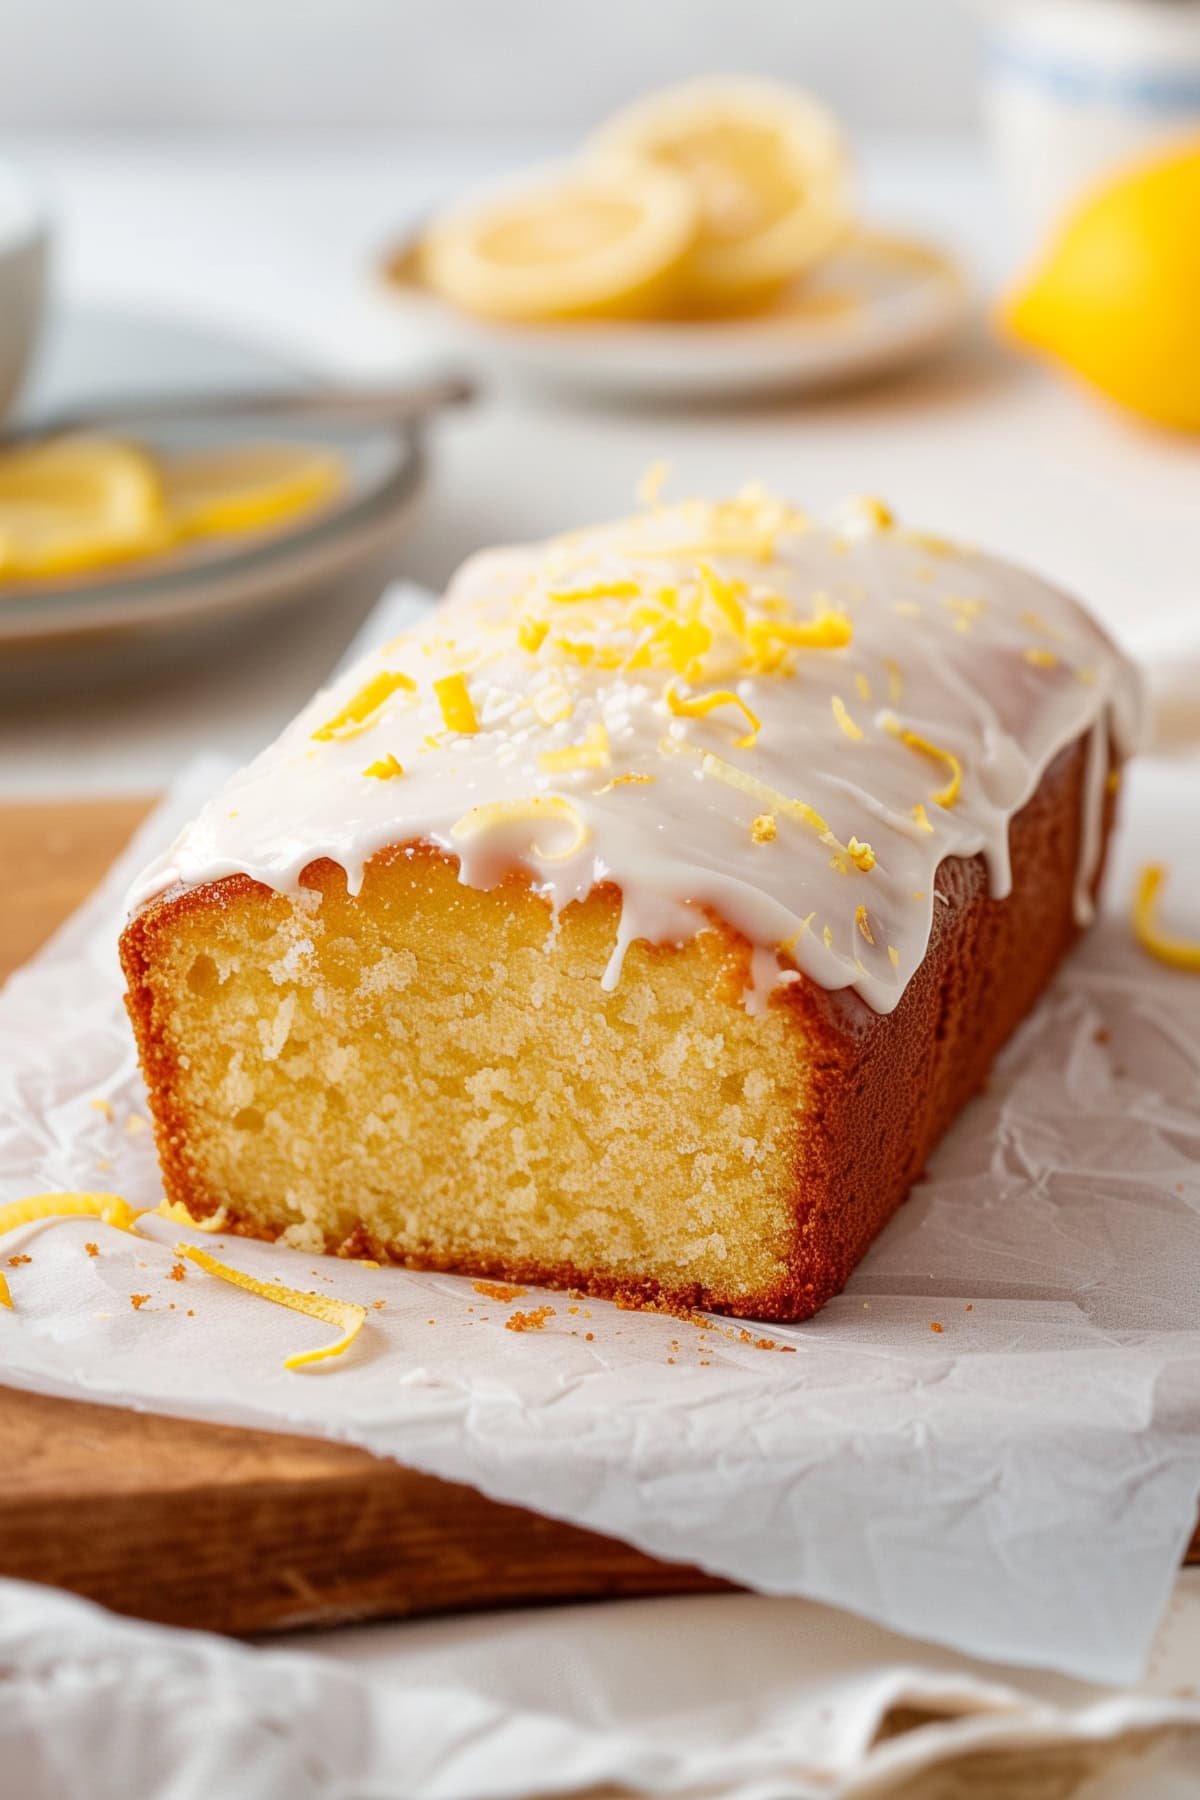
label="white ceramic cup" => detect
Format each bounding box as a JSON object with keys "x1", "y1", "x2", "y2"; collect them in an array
[
  {"x1": 0, "y1": 162, "x2": 49, "y2": 421},
  {"x1": 980, "y1": 0, "x2": 1200, "y2": 253}
]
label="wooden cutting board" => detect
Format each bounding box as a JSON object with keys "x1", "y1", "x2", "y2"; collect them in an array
[{"x1": 1, "y1": 799, "x2": 1195, "y2": 1637}]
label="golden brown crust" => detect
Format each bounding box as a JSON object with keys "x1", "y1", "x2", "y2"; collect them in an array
[{"x1": 120, "y1": 737, "x2": 1116, "y2": 1323}]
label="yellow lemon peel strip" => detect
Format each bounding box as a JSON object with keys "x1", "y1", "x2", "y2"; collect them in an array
[
  {"x1": 884, "y1": 716, "x2": 962, "y2": 808},
  {"x1": 0, "y1": 1192, "x2": 143, "y2": 1239},
  {"x1": 176, "y1": 1244, "x2": 367, "y2": 1371},
  {"x1": 665, "y1": 682, "x2": 760, "y2": 749},
  {"x1": 699, "y1": 753, "x2": 874, "y2": 873},
  {"x1": 1133, "y1": 865, "x2": 1200, "y2": 973},
  {"x1": 363, "y1": 753, "x2": 404, "y2": 780},
  {"x1": 0, "y1": 1270, "x2": 11, "y2": 1309},
  {"x1": 748, "y1": 611, "x2": 853, "y2": 658},
  {"x1": 452, "y1": 795, "x2": 588, "y2": 862},
  {"x1": 831, "y1": 695, "x2": 864, "y2": 741},
  {"x1": 157, "y1": 1198, "x2": 229, "y2": 1233},
  {"x1": 538, "y1": 721, "x2": 610, "y2": 773},
  {"x1": 313, "y1": 671, "x2": 417, "y2": 742},
  {"x1": 433, "y1": 672, "x2": 479, "y2": 735},
  {"x1": 546, "y1": 579, "x2": 640, "y2": 604}
]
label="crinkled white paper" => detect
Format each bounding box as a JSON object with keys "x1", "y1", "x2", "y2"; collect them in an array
[{"x1": 2, "y1": 730, "x2": 1199, "y2": 1686}]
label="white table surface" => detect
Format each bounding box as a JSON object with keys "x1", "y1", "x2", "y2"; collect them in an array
[{"x1": 0, "y1": 127, "x2": 1196, "y2": 796}]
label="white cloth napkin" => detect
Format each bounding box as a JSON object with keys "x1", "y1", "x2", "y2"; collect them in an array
[
  {"x1": 2, "y1": 585, "x2": 1200, "y2": 1695},
  {"x1": 3, "y1": 1574, "x2": 1199, "y2": 1800}
]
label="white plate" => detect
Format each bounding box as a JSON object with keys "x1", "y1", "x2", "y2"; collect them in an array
[
  {"x1": 379, "y1": 228, "x2": 970, "y2": 403},
  {"x1": 0, "y1": 308, "x2": 425, "y2": 674}
]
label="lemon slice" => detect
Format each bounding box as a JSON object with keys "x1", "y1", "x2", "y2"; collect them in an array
[
  {"x1": 162, "y1": 441, "x2": 346, "y2": 538},
  {"x1": 589, "y1": 77, "x2": 850, "y2": 314},
  {"x1": 417, "y1": 164, "x2": 699, "y2": 322},
  {"x1": 0, "y1": 435, "x2": 168, "y2": 579}
]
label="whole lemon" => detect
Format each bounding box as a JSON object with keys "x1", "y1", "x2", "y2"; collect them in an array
[{"x1": 1003, "y1": 141, "x2": 1200, "y2": 431}]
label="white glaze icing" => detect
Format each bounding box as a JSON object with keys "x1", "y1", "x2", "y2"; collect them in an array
[{"x1": 129, "y1": 489, "x2": 1144, "y2": 1015}]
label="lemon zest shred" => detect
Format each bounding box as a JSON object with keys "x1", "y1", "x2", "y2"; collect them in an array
[
  {"x1": 157, "y1": 1198, "x2": 229, "y2": 1233},
  {"x1": 883, "y1": 657, "x2": 903, "y2": 704},
  {"x1": 538, "y1": 721, "x2": 610, "y2": 773},
  {"x1": 434, "y1": 672, "x2": 479, "y2": 734},
  {"x1": 313, "y1": 671, "x2": 417, "y2": 741},
  {"x1": 854, "y1": 672, "x2": 872, "y2": 703},
  {"x1": 1132, "y1": 865, "x2": 1200, "y2": 973},
  {"x1": 911, "y1": 802, "x2": 934, "y2": 833},
  {"x1": 175, "y1": 1244, "x2": 367, "y2": 1371},
  {"x1": 665, "y1": 682, "x2": 760, "y2": 748},
  {"x1": 855, "y1": 904, "x2": 875, "y2": 945},
  {"x1": 699, "y1": 753, "x2": 873, "y2": 873},
  {"x1": 1023, "y1": 647, "x2": 1059, "y2": 669},
  {"x1": 0, "y1": 1192, "x2": 143, "y2": 1239},
  {"x1": 654, "y1": 617, "x2": 712, "y2": 675},
  {"x1": 637, "y1": 460, "x2": 670, "y2": 507},
  {"x1": 451, "y1": 795, "x2": 588, "y2": 862},
  {"x1": 823, "y1": 924, "x2": 834, "y2": 950},
  {"x1": 831, "y1": 695, "x2": 864, "y2": 741},
  {"x1": 547, "y1": 579, "x2": 640, "y2": 604},
  {"x1": 779, "y1": 913, "x2": 816, "y2": 955},
  {"x1": 747, "y1": 611, "x2": 852, "y2": 658},
  {"x1": 697, "y1": 562, "x2": 748, "y2": 640},
  {"x1": 888, "y1": 944, "x2": 900, "y2": 968},
  {"x1": 363, "y1": 753, "x2": 404, "y2": 780},
  {"x1": 594, "y1": 771, "x2": 655, "y2": 794},
  {"x1": 518, "y1": 618, "x2": 549, "y2": 654},
  {"x1": 0, "y1": 1271, "x2": 11, "y2": 1309},
  {"x1": 884, "y1": 715, "x2": 962, "y2": 808}
]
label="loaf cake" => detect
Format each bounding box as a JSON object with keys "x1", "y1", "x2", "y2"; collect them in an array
[{"x1": 121, "y1": 488, "x2": 1141, "y2": 1321}]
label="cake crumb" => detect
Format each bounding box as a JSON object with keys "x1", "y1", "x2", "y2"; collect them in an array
[
  {"x1": 168, "y1": 1262, "x2": 186, "y2": 1282},
  {"x1": 473, "y1": 1279, "x2": 528, "y2": 1303},
  {"x1": 585, "y1": 1332, "x2": 594, "y2": 1341},
  {"x1": 965, "y1": 1303, "x2": 973, "y2": 1312},
  {"x1": 930, "y1": 1320, "x2": 944, "y2": 1333},
  {"x1": 1094, "y1": 1027, "x2": 1112, "y2": 1045},
  {"x1": 506, "y1": 1305, "x2": 555, "y2": 1332},
  {"x1": 84, "y1": 1242, "x2": 99, "y2": 1258},
  {"x1": 130, "y1": 1294, "x2": 151, "y2": 1310},
  {"x1": 8, "y1": 1254, "x2": 31, "y2": 1268},
  {"x1": 371, "y1": 1299, "x2": 386, "y2": 1311},
  {"x1": 186, "y1": 1309, "x2": 195, "y2": 1317}
]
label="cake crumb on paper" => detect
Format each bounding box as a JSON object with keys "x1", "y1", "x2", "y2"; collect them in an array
[
  {"x1": 930, "y1": 1320, "x2": 944, "y2": 1333},
  {"x1": 506, "y1": 1306, "x2": 555, "y2": 1333},
  {"x1": 130, "y1": 1294, "x2": 151, "y2": 1311},
  {"x1": 473, "y1": 1279, "x2": 528, "y2": 1303},
  {"x1": 84, "y1": 1242, "x2": 99, "y2": 1258}
]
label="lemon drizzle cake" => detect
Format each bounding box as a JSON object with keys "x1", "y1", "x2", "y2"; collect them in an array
[{"x1": 121, "y1": 489, "x2": 1141, "y2": 1320}]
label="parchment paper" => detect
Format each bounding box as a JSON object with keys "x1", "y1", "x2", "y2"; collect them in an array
[{"x1": 2, "y1": 613, "x2": 1198, "y2": 1686}]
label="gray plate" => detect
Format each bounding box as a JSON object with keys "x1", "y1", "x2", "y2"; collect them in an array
[{"x1": 1, "y1": 308, "x2": 425, "y2": 653}]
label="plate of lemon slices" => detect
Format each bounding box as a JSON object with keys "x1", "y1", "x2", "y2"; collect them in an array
[
  {"x1": 380, "y1": 77, "x2": 969, "y2": 401},
  {"x1": 0, "y1": 308, "x2": 426, "y2": 669}
]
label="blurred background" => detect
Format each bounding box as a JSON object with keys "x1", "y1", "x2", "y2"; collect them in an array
[
  {"x1": 0, "y1": 0, "x2": 1197, "y2": 795},
  {"x1": 2, "y1": 0, "x2": 981, "y2": 131}
]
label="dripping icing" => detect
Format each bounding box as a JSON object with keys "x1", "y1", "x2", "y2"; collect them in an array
[{"x1": 127, "y1": 489, "x2": 1143, "y2": 1016}]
